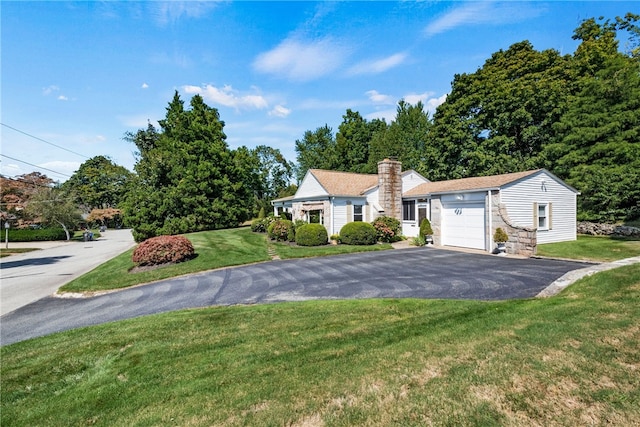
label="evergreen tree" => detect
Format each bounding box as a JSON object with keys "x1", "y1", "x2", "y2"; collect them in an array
[{"x1": 123, "y1": 92, "x2": 253, "y2": 241}]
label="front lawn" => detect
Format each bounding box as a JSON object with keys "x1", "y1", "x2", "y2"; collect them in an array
[
  {"x1": 3, "y1": 264, "x2": 639, "y2": 426},
  {"x1": 537, "y1": 235, "x2": 640, "y2": 262},
  {"x1": 60, "y1": 227, "x2": 395, "y2": 293}
]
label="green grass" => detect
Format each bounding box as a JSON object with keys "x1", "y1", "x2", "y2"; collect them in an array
[
  {"x1": 59, "y1": 227, "x2": 395, "y2": 293},
  {"x1": 272, "y1": 240, "x2": 393, "y2": 259},
  {"x1": 537, "y1": 235, "x2": 640, "y2": 262},
  {"x1": 60, "y1": 227, "x2": 271, "y2": 293},
  {"x1": 2, "y1": 264, "x2": 639, "y2": 426},
  {"x1": 0, "y1": 247, "x2": 40, "y2": 258}
]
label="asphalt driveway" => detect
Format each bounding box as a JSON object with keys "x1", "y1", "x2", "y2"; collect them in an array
[{"x1": 1, "y1": 247, "x2": 589, "y2": 346}]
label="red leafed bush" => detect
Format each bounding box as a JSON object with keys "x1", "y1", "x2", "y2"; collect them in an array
[{"x1": 132, "y1": 235, "x2": 195, "y2": 266}]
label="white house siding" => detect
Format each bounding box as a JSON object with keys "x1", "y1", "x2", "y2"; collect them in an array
[
  {"x1": 500, "y1": 171, "x2": 577, "y2": 244},
  {"x1": 402, "y1": 171, "x2": 429, "y2": 193},
  {"x1": 296, "y1": 173, "x2": 328, "y2": 199},
  {"x1": 331, "y1": 197, "x2": 368, "y2": 236}
]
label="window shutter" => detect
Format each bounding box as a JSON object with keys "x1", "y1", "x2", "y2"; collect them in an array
[
  {"x1": 347, "y1": 203, "x2": 353, "y2": 222},
  {"x1": 548, "y1": 203, "x2": 553, "y2": 230},
  {"x1": 533, "y1": 202, "x2": 538, "y2": 229}
]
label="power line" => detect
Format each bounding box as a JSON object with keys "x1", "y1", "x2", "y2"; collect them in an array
[
  {"x1": 0, "y1": 154, "x2": 72, "y2": 178},
  {"x1": 1, "y1": 122, "x2": 90, "y2": 159}
]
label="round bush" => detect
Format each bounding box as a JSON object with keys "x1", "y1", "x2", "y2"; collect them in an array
[
  {"x1": 371, "y1": 216, "x2": 402, "y2": 242},
  {"x1": 267, "y1": 219, "x2": 295, "y2": 242},
  {"x1": 339, "y1": 222, "x2": 377, "y2": 245},
  {"x1": 295, "y1": 223, "x2": 328, "y2": 246},
  {"x1": 132, "y1": 235, "x2": 195, "y2": 266}
]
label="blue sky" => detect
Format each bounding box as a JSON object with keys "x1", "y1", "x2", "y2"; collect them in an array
[{"x1": 1, "y1": 1, "x2": 635, "y2": 182}]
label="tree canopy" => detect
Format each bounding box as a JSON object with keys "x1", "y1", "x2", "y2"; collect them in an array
[
  {"x1": 122, "y1": 92, "x2": 254, "y2": 241},
  {"x1": 62, "y1": 155, "x2": 133, "y2": 211}
]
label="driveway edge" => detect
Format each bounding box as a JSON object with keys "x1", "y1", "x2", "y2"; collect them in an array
[{"x1": 536, "y1": 256, "x2": 640, "y2": 297}]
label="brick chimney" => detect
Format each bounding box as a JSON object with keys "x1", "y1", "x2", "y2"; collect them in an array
[{"x1": 377, "y1": 158, "x2": 402, "y2": 220}]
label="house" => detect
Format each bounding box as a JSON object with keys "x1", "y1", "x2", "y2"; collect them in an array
[{"x1": 272, "y1": 159, "x2": 579, "y2": 256}]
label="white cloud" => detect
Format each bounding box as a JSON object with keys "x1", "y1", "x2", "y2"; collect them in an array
[
  {"x1": 149, "y1": 1, "x2": 219, "y2": 27},
  {"x1": 403, "y1": 92, "x2": 433, "y2": 105},
  {"x1": 269, "y1": 105, "x2": 292, "y2": 118},
  {"x1": 403, "y1": 92, "x2": 448, "y2": 115},
  {"x1": 348, "y1": 52, "x2": 408, "y2": 75},
  {"x1": 365, "y1": 109, "x2": 397, "y2": 123},
  {"x1": 40, "y1": 161, "x2": 82, "y2": 180},
  {"x1": 366, "y1": 90, "x2": 395, "y2": 105},
  {"x1": 42, "y1": 85, "x2": 59, "y2": 96},
  {"x1": 424, "y1": 94, "x2": 448, "y2": 114},
  {"x1": 141, "y1": 83, "x2": 149, "y2": 89},
  {"x1": 424, "y1": 2, "x2": 546, "y2": 37},
  {"x1": 182, "y1": 84, "x2": 269, "y2": 110},
  {"x1": 57, "y1": 95, "x2": 69, "y2": 101},
  {"x1": 253, "y1": 37, "x2": 348, "y2": 81}
]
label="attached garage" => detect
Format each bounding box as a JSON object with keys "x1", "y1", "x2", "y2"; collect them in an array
[{"x1": 442, "y1": 199, "x2": 486, "y2": 250}]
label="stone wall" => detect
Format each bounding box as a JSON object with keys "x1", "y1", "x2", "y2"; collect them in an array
[
  {"x1": 490, "y1": 191, "x2": 537, "y2": 257},
  {"x1": 577, "y1": 221, "x2": 640, "y2": 238}
]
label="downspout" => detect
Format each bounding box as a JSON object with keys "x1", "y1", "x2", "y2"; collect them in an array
[{"x1": 487, "y1": 190, "x2": 492, "y2": 252}]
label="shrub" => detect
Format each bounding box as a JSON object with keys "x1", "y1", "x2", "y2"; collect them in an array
[
  {"x1": 412, "y1": 235, "x2": 426, "y2": 246},
  {"x1": 419, "y1": 218, "x2": 433, "y2": 237},
  {"x1": 267, "y1": 219, "x2": 295, "y2": 242},
  {"x1": 340, "y1": 222, "x2": 377, "y2": 245},
  {"x1": 371, "y1": 216, "x2": 401, "y2": 242},
  {"x1": 132, "y1": 235, "x2": 195, "y2": 266},
  {"x1": 330, "y1": 234, "x2": 341, "y2": 243},
  {"x1": 251, "y1": 216, "x2": 276, "y2": 233},
  {"x1": 6, "y1": 228, "x2": 67, "y2": 242},
  {"x1": 494, "y1": 227, "x2": 509, "y2": 243},
  {"x1": 295, "y1": 223, "x2": 328, "y2": 246}
]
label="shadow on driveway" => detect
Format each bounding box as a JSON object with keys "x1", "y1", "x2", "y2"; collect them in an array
[{"x1": 0, "y1": 256, "x2": 72, "y2": 269}]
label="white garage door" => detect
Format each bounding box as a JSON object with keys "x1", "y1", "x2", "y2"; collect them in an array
[{"x1": 442, "y1": 202, "x2": 486, "y2": 250}]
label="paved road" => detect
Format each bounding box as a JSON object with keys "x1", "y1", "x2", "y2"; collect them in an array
[
  {"x1": 1, "y1": 247, "x2": 589, "y2": 346},
  {"x1": 0, "y1": 229, "x2": 136, "y2": 316}
]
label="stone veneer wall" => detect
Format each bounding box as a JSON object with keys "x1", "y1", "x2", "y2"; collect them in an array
[
  {"x1": 430, "y1": 196, "x2": 443, "y2": 246},
  {"x1": 377, "y1": 158, "x2": 403, "y2": 221},
  {"x1": 490, "y1": 191, "x2": 537, "y2": 257}
]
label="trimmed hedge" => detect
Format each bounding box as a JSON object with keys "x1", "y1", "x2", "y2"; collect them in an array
[
  {"x1": 132, "y1": 235, "x2": 195, "y2": 266},
  {"x1": 4, "y1": 228, "x2": 67, "y2": 242},
  {"x1": 295, "y1": 223, "x2": 328, "y2": 246},
  {"x1": 339, "y1": 222, "x2": 377, "y2": 245},
  {"x1": 267, "y1": 219, "x2": 295, "y2": 242}
]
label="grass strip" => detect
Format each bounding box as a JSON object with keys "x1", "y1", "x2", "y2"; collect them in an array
[
  {"x1": 3, "y1": 264, "x2": 639, "y2": 426},
  {"x1": 537, "y1": 235, "x2": 640, "y2": 262}
]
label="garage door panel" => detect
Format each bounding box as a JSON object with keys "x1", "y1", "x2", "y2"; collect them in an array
[{"x1": 442, "y1": 202, "x2": 485, "y2": 250}]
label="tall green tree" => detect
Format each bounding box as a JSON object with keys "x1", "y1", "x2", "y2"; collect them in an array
[
  {"x1": 294, "y1": 125, "x2": 337, "y2": 182},
  {"x1": 62, "y1": 156, "x2": 133, "y2": 211},
  {"x1": 250, "y1": 145, "x2": 294, "y2": 214},
  {"x1": 335, "y1": 109, "x2": 374, "y2": 173},
  {"x1": 368, "y1": 100, "x2": 431, "y2": 174},
  {"x1": 123, "y1": 92, "x2": 253, "y2": 241},
  {"x1": 429, "y1": 41, "x2": 572, "y2": 180},
  {"x1": 544, "y1": 15, "x2": 640, "y2": 221}
]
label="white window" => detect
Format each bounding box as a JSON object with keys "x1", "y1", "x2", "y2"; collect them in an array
[{"x1": 534, "y1": 202, "x2": 552, "y2": 230}]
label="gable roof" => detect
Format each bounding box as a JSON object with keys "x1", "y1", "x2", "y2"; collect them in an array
[
  {"x1": 309, "y1": 169, "x2": 379, "y2": 197},
  {"x1": 404, "y1": 169, "x2": 543, "y2": 196}
]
